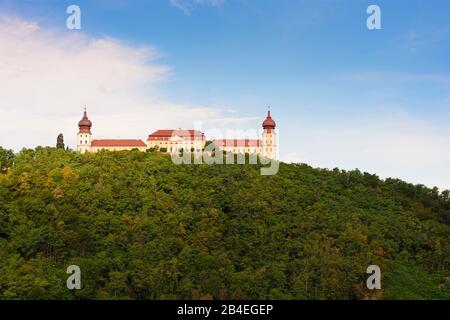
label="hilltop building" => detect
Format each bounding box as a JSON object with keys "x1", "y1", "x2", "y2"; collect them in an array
[
  {"x1": 212, "y1": 109, "x2": 277, "y2": 159},
  {"x1": 77, "y1": 109, "x2": 147, "y2": 153},
  {"x1": 76, "y1": 108, "x2": 277, "y2": 159},
  {"x1": 147, "y1": 130, "x2": 206, "y2": 153}
]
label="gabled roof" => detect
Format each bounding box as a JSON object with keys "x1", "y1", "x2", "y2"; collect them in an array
[
  {"x1": 148, "y1": 129, "x2": 205, "y2": 140},
  {"x1": 91, "y1": 139, "x2": 146, "y2": 147},
  {"x1": 212, "y1": 139, "x2": 262, "y2": 147}
]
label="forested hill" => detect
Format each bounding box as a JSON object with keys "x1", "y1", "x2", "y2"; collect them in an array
[{"x1": 0, "y1": 147, "x2": 449, "y2": 300}]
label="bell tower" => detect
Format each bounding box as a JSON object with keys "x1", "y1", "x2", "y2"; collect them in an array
[
  {"x1": 77, "y1": 107, "x2": 92, "y2": 153},
  {"x1": 262, "y1": 107, "x2": 277, "y2": 159}
]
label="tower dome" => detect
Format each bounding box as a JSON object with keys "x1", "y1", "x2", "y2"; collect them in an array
[
  {"x1": 262, "y1": 108, "x2": 276, "y2": 130},
  {"x1": 78, "y1": 108, "x2": 92, "y2": 134}
]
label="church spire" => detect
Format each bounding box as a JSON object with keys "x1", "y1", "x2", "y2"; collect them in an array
[
  {"x1": 78, "y1": 107, "x2": 92, "y2": 134},
  {"x1": 262, "y1": 106, "x2": 276, "y2": 130}
]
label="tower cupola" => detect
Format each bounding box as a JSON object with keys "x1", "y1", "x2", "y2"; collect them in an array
[
  {"x1": 78, "y1": 108, "x2": 92, "y2": 134},
  {"x1": 262, "y1": 107, "x2": 277, "y2": 160},
  {"x1": 77, "y1": 107, "x2": 93, "y2": 153},
  {"x1": 262, "y1": 108, "x2": 276, "y2": 130}
]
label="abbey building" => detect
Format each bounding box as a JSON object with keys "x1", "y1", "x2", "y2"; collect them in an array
[{"x1": 77, "y1": 108, "x2": 277, "y2": 159}]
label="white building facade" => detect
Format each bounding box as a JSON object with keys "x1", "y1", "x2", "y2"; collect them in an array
[
  {"x1": 77, "y1": 108, "x2": 277, "y2": 159},
  {"x1": 147, "y1": 130, "x2": 206, "y2": 153},
  {"x1": 212, "y1": 109, "x2": 277, "y2": 159}
]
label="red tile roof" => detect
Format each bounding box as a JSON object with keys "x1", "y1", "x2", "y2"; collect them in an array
[
  {"x1": 91, "y1": 139, "x2": 146, "y2": 147},
  {"x1": 262, "y1": 110, "x2": 276, "y2": 129},
  {"x1": 148, "y1": 129, "x2": 205, "y2": 141},
  {"x1": 212, "y1": 139, "x2": 262, "y2": 147}
]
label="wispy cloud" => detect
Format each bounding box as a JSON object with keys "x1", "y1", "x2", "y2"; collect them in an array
[
  {"x1": 280, "y1": 110, "x2": 450, "y2": 190},
  {"x1": 169, "y1": 0, "x2": 224, "y2": 15},
  {"x1": 0, "y1": 15, "x2": 245, "y2": 150}
]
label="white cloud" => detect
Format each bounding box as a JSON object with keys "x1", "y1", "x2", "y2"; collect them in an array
[
  {"x1": 281, "y1": 152, "x2": 307, "y2": 164},
  {"x1": 0, "y1": 15, "x2": 248, "y2": 151},
  {"x1": 1, "y1": 15, "x2": 448, "y2": 191},
  {"x1": 281, "y1": 111, "x2": 450, "y2": 190}
]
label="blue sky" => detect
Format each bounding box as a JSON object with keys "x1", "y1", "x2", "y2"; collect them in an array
[{"x1": 0, "y1": 0, "x2": 449, "y2": 189}]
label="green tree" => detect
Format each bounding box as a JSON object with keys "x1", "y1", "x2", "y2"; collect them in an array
[
  {"x1": 0, "y1": 146, "x2": 14, "y2": 174},
  {"x1": 56, "y1": 133, "x2": 65, "y2": 149},
  {"x1": 0, "y1": 147, "x2": 448, "y2": 300}
]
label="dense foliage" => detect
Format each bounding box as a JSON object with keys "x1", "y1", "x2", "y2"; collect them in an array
[
  {"x1": 0, "y1": 147, "x2": 14, "y2": 174},
  {"x1": 0, "y1": 147, "x2": 448, "y2": 300}
]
